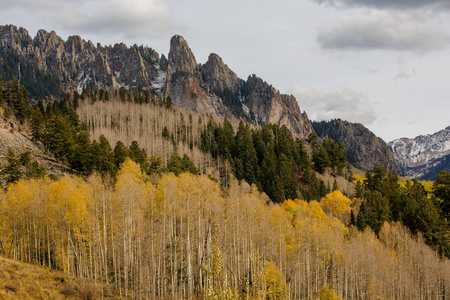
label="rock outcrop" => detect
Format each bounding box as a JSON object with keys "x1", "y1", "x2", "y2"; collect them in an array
[
  {"x1": 313, "y1": 119, "x2": 402, "y2": 175},
  {"x1": 0, "y1": 25, "x2": 314, "y2": 138},
  {"x1": 164, "y1": 35, "x2": 232, "y2": 118},
  {"x1": 242, "y1": 75, "x2": 312, "y2": 137},
  {"x1": 201, "y1": 53, "x2": 241, "y2": 92}
]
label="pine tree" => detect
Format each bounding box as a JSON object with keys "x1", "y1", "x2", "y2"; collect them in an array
[
  {"x1": 4, "y1": 80, "x2": 31, "y2": 124},
  {"x1": 24, "y1": 161, "x2": 46, "y2": 179},
  {"x1": 355, "y1": 180, "x2": 364, "y2": 198},
  {"x1": 113, "y1": 141, "x2": 129, "y2": 168},
  {"x1": 433, "y1": 171, "x2": 450, "y2": 220},
  {"x1": 313, "y1": 145, "x2": 331, "y2": 174},
  {"x1": 2, "y1": 148, "x2": 22, "y2": 184},
  {"x1": 30, "y1": 108, "x2": 45, "y2": 141},
  {"x1": 278, "y1": 153, "x2": 297, "y2": 201},
  {"x1": 233, "y1": 121, "x2": 258, "y2": 184},
  {"x1": 129, "y1": 140, "x2": 146, "y2": 165},
  {"x1": 332, "y1": 179, "x2": 339, "y2": 192},
  {"x1": 95, "y1": 134, "x2": 117, "y2": 175},
  {"x1": 68, "y1": 131, "x2": 94, "y2": 174}
]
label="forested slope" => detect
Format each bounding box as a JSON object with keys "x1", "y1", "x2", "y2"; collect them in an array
[
  {"x1": 1, "y1": 79, "x2": 450, "y2": 299},
  {"x1": 76, "y1": 88, "x2": 354, "y2": 201},
  {"x1": 1, "y1": 160, "x2": 449, "y2": 299},
  {"x1": 76, "y1": 89, "x2": 221, "y2": 177}
]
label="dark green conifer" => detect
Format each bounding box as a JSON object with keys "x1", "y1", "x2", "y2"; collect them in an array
[{"x1": 2, "y1": 148, "x2": 21, "y2": 184}]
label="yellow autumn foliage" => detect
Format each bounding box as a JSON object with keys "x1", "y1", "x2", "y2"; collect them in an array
[
  {"x1": 263, "y1": 261, "x2": 288, "y2": 300},
  {"x1": 319, "y1": 285, "x2": 343, "y2": 300},
  {"x1": 320, "y1": 191, "x2": 351, "y2": 224},
  {"x1": 0, "y1": 160, "x2": 448, "y2": 299}
]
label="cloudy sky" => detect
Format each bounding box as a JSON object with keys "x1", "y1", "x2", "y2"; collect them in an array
[{"x1": 1, "y1": 0, "x2": 450, "y2": 142}]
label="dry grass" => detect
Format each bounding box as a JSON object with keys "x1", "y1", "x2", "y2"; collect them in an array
[{"x1": 0, "y1": 256, "x2": 121, "y2": 299}]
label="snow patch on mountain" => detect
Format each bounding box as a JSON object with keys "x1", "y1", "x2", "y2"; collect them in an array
[
  {"x1": 150, "y1": 66, "x2": 167, "y2": 92},
  {"x1": 389, "y1": 126, "x2": 450, "y2": 179}
]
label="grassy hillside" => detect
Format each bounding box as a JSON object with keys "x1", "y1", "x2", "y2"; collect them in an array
[{"x1": 0, "y1": 256, "x2": 120, "y2": 299}]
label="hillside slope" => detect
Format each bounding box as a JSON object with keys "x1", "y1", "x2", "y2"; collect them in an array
[
  {"x1": 1, "y1": 162, "x2": 449, "y2": 299},
  {"x1": 0, "y1": 256, "x2": 120, "y2": 299},
  {"x1": 0, "y1": 116, "x2": 69, "y2": 183}
]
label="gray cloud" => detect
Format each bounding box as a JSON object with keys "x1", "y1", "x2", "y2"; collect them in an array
[
  {"x1": 317, "y1": 12, "x2": 450, "y2": 52},
  {"x1": 3, "y1": 0, "x2": 172, "y2": 40},
  {"x1": 394, "y1": 72, "x2": 414, "y2": 80},
  {"x1": 314, "y1": 0, "x2": 450, "y2": 10},
  {"x1": 291, "y1": 85, "x2": 377, "y2": 124}
]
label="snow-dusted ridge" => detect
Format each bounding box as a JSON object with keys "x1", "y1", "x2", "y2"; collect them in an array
[{"x1": 388, "y1": 126, "x2": 450, "y2": 179}]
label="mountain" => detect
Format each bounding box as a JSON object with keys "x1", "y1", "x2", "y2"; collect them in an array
[
  {"x1": 0, "y1": 25, "x2": 313, "y2": 138},
  {"x1": 388, "y1": 126, "x2": 450, "y2": 180},
  {"x1": 312, "y1": 119, "x2": 402, "y2": 175}
]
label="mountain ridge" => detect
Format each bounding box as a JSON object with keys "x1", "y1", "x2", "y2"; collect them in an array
[
  {"x1": 389, "y1": 126, "x2": 450, "y2": 180},
  {"x1": 0, "y1": 25, "x2": 314, "y2": 138},
  {"x1": 312, "y1": 119, "x2": 402, "y2": 175}
]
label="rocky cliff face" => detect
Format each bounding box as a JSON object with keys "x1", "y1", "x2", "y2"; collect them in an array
[
  {"x1": 0, "y1": 25, "x2": 163, "y2": 95},
  {"x1": 389, "y1": 126, "x2": 450, "y2": 180},
  {"x1": 0, "y1": 25, "x2": 313, "y2": 138},
  {"x1": 242, "y1": 75, "x2": 312, "y2": 137},
  {"x1": 164, "y1": 35, "x2": 232, "y2": 118},
  {"x1": 313, "y1": 119, "x2": 402, "y2": 175}
]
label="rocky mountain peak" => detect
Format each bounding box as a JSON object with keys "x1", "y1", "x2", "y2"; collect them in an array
[
  {"x1": 34, "y1": 30, "x2": 64, "y2": 54},
  {"x1": 33, "y1": 29, "x2": 49, "y2": 48},
  {"x1": 160, "y1": 54, "x2": 168, "y2": 72},
  {"x1": 66, "y1": 35, "x2": 86, "y2": 55},
  {"x1": 207, "y1": 53, "x2": 223, "y2": 65},
  {"x1": 0, "y1": 25, "x2": 32, "y2": 51},
  {"x1": 168, "y1": 35, "x2": 198, "y2": 75},
  {"x1": 201, "y1": 53, "x2": 240, "y2": 92}
]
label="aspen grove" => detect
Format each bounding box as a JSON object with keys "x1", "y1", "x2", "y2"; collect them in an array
[{"x1": 1, "y1": 159, "x2": 449, "y2": 299}]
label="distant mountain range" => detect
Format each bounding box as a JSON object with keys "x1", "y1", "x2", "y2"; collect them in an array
[{"x1": 389, "y1": 126, "x2": 450, "y2": 180}]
